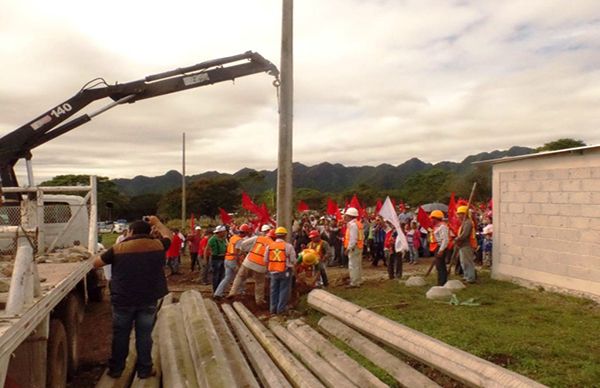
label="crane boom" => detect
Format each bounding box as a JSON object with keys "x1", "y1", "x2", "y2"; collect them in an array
[{"x1": 0, "y1": 51, "x2": 279, "y2": 189}]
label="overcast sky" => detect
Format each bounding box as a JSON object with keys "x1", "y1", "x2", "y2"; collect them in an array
[{"x1": 1, "y1": 0, "x2": 599, "y2": 183}]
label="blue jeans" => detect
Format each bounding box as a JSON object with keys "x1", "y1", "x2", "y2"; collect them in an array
[
  {"x1": 269, "y1": 270, "x2": 292, "y2": 314},
  {"x1": 110, "y1": 303, "x2": 157, "y2": 375},
  {"x1": 211, "y1": 257, "x2": 225, "y2": 292},
  {"x1": 214, "y1": 259, "x2": 237, "y2": 297}
]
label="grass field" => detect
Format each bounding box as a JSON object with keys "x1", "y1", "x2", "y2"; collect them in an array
[
  {"x1": 99, "y1": 232, "x2": 119, "y2": 248},
  {"x1": 298, "y1": 270, "x2": 600, "y2": 387}
]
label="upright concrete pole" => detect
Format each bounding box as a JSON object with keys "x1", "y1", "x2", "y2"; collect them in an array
[
  {"x1": 181, "y1": 132, "x2": 186, "y2": 231},
  {"x1": 277, "y1": 0, "x2": 293, "y2": 234}
]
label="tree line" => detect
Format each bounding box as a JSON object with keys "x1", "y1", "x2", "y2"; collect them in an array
[{"x1": 40, "y1": 138, "x2": 585, "y2": 222}]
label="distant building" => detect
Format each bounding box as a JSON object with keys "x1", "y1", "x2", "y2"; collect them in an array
[{"x1": 481, "y1": 145, "x2": 600, "y2": 300}]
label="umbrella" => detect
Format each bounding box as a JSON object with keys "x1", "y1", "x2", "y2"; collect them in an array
[{"x1": 421, "y1": 202, "x2": 448, "y2": 212}]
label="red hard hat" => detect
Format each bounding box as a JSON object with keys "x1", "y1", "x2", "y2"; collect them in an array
[
  {"x1": 267, "y1": 230, "x2": 276, "y2": 239},
  {"x1": 239, "y1": 223, "x2": 251, "y2": 233},
  {"x1": 309, "y1": 230, "x2": 320, "y2": 239}
]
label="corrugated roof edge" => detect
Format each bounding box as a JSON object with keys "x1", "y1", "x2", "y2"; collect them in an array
[{"x1": 472, "y1": 144, "x2": 600, "y2": 165}]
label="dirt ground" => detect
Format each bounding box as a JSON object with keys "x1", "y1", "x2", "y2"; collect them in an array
[{"x1": 68, "y1": 256, "x2": 429, "y2": 387}]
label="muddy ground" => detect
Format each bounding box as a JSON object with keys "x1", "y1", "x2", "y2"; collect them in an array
[{"x1": 69, "y1": 256, "x2": 429, "y2": 387}]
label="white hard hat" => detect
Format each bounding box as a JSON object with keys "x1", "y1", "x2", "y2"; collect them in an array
[
  {"x1": 194, "y1": 226, "x2": 202, "y2": 230},
  {"x1": 260, "y1": 224, "x2": 272, "y2": 232},
  {"x1": 483, "y1": 224, "x2": 493, "y2": 234},
  {"x1": 344, "y1": 207, "x2": 359, "y2": 217},
  {"x1": 214, "y1": 225, "x2": 227, "y2": 233}
]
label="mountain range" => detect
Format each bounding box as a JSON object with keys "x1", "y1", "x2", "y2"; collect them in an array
[{"x1": 113, "y1": 146, "x2": 533, "y2": 196}]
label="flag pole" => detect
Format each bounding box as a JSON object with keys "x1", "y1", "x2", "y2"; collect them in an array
[{"x1": 181, "y1": 132, "x2": 186, "y2": 231}]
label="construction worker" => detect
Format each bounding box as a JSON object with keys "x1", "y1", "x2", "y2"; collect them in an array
[
  {"x1": 455, "y1": 206, "x2": 478, "y2": 283},
  {"x1": 343, "y1": 207, "x2": 364, "y2": 288},
  {"x1": 429, "y1": 210, "x2": 449, "y2": 286},
  {"x1": 295, "y1": 248, "x2": 320, "y2": 288},
  {"x1": 306, "y1": 230, "x2": 330, "y2": 287},
  {"x1": 214, "y1": 223, "x2": 251, "y2": 299},
  {"x1": 228, "y1": 224, "x2": 274, "y2": 305},
  {"x1": 264, "y1": 227, "x2": 296, "y2": 314}
]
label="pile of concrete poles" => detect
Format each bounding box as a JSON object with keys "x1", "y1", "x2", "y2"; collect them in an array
[{"x1": 96, "y1": 289, "x2": 547, "y2": 388}]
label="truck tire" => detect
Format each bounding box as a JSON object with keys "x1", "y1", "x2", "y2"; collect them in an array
[
  {"x1": 59, "y1": 293, "x2": 83, "y2": 378},
  {"x1": 47, "y1": 319, "x2": 68, "y2": 388}
]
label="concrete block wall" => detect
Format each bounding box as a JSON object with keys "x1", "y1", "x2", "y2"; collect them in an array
[{"x1": 492, "y1": 148, "x2": 600, "y2": 300}]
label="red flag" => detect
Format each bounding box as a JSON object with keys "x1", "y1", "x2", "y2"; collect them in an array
[
  {"x1": 349, "y1": 194, "x2": 362, "y2": 214},
  {"x1": 447, "y1": 192, "x2": 460, "y2": 234},
  {"x1": 417, "y1": 206, "x2": 432, "y2": 229},
  {"x1": 297, "y1": 200, "x2": 309, "y2": 212},
  {"x1": 375, "y1": 199, "x2": 383, "y2": 214},
  {"x1": 189, "y1": 213, "x2": 195, "y2": 230},
  {"x1": 259, "y1": 203, "x2": 275, "y2": 225},
  {"x1": 219, "y1": 208, "x2": 232, "y2": 224},
  {"x1": 241, "y1": 192, "x2": 259, "y2": 213},
  {"x1": 489, "y1": 198, "x2": 493, "y2": 210},
  {"x1": 326, "y1": 198, "x2": 338, "y2": 216}
]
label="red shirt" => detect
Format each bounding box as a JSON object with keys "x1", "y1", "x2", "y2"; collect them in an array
[
  {"x1": 199, "y1": 236, "x2": 211, "y2": 257},
  {"x1": 166, "y1": 234, "x2": 182, "y2": 258}
]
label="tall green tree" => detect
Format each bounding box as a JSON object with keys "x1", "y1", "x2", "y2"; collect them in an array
[
  {"x1": 536, "y1": 138, "x2": 586, "y2": 152},
  {"x1": 400, "y1": 168, "x2": 456, "y2": 205},
  {"x1": 157, "y1": 177, "x2": 241, "y2": 219}
]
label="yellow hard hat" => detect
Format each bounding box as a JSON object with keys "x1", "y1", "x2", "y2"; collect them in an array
[
  {"x1": 301, "y1": 249, "x2": 318, "y2": 266},
  {"x1": 430, "y1": 210, "x2": 444, "y2": 219},
  {"x1": 457, "y1": 206, "x2": 468, "y2": 214},
  {"x1": 275, "y1": 226, "x2": 288, "y2": 235}
]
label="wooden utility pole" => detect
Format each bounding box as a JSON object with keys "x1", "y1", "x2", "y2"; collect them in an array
[
  {"x1": 181, "y1": 132, "x2": 186, "y2": 231},
  {"x1": 277, "y1": 0, "x2": 294, "y2": 234}
]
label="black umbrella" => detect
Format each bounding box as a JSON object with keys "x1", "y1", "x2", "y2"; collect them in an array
[{"x1": 421, "y1": 202, "x2": 448, "y2": 212}]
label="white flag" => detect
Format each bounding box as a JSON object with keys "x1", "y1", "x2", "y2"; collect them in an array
[{"x1": 378, "y1": 196, "x2": 408, "y2": 252}]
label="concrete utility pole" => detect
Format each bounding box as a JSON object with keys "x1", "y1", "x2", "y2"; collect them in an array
[
  {"x1": 277, "y1": 0, "x2": 294, "y2": 234},
  {"x1": 181, "y1": 132, "x2": 186, "y2": 231}
]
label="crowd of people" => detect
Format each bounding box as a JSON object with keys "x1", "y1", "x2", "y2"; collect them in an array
[{"x1": 91, "y1": 201, "x2": 493, "y2": 380}]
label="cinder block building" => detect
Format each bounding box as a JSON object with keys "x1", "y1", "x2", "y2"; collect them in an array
[{"x1": 483, "y1": 145, "x2": 600, "y2": 300}]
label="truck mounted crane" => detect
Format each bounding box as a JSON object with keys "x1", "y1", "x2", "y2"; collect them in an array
[{"x1": 0, "y1": 51, "x2": 279, "y2": 192}]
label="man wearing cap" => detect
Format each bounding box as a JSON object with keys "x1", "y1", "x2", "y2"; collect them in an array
[
  {"x1": 214, "y1": 224, "x2": 251, "y2": 299},
  {"x1": 264, "y1": 227, "x2": 296, "y2": 314},
  {"x1": 228, "y1": 224, "x2": 274, "y2": 305},
  {"x1": 343, "y1": 207, "x2": 364, "y2": 288},
  {"x1": 306, "y1": 230, "x2": 330, "y2": 287},
  {"x1": 187, "y1": 226, "x2": 202, "y2": 273},
  {"x1": 455, "y1": 206, "x2": 477, "y2": 283},
  {"x1": 429, "y1": 210, "x2": 449, "y2": 286},
  {"x1": 208, "y1": 225, "x2": 228, "y2": 292}
]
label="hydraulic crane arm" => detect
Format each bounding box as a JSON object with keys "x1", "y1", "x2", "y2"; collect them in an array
[{"x1": 0, "y1": 51, "x2": 279, "y2": 188}]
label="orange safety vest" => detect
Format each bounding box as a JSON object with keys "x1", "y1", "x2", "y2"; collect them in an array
[
  {"x1": 429, "y1": 222, "x2": 447, "y2": 252},
  {"x1": 267, "y1": 241, "x2": 288, "y2": 273},
  {"x1": 344, "y1": 220, "x2": 364, "y2": 249},
  {"x1": 307, "y1": 240, "x2": 324, "y2": 258},
  {"x1": 225, "y1": 235, "x2": 242, "y2": 261},
  {"x1": 247, "y1": 236, "x2": 273, "y2": 266}
]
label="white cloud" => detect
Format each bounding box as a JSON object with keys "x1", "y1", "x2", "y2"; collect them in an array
[{"x1": 0, "y1": 0, "x2": 599, "y2": 184}]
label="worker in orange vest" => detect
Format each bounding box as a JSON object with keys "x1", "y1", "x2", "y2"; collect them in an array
[
  {"x1": 227, "y1": 224, "x2": 274, "y2": 305},
  {"x1": 429, "y1": 210, "x2": 449, "y2": 286},
  {"x1": 343, "y1": 207, "x2": 364, "y2": 288},
  {"x1": 214, "y1": 223, "x2": 251, "y2": 299},
  {"x1": 264, "y1": 227, "x2": 296, "y2": 314}
]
